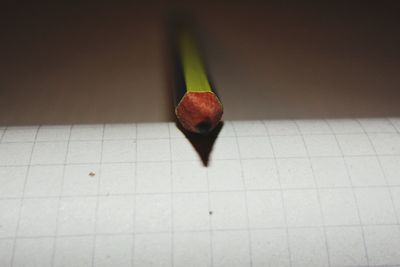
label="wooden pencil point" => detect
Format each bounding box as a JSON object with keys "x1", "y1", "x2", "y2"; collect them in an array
[{"x1": 175, "y1": 92, "x2": 223, "y2": 134}]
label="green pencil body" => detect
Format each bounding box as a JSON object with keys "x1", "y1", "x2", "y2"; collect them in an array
[{"x1": 172, "y1": 22, "x2": 223, "y2": 134}]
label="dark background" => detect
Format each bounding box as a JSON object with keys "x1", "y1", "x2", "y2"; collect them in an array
[{"x1": 1, "y1": 1, "x2": 400, "y2": 125}]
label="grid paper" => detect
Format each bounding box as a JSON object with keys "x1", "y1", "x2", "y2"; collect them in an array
[{"x1": 1, "y1": 119, "x2": 400, "y2": 267}]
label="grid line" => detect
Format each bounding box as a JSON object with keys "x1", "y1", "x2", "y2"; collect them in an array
[
  {"x1": 0, "y1": 126, "x2": 7, "y2": 141},
  {"x1": 1, "y1": 131, "x2": 399, "y2": 144},
  {"x1": 295, "y1": 120, "x2": 332, "y2": 267},
  {"x1": 168, "y1": 123, "x2": 174, "y2": 267},
  {"x1": 131, "y1": 123, "x2": 139, "y2": 267},
  {"x1": 232, "y1": 122, "x2": 254, "y2": 267},
  {"x1": 4, "y1": 152, "x2": 400, "y2": 168},
  {"x1": 327, "y1": 119, "x2": 371, "y2": 266},
  {"x1": 361, "y1": 120, "x2": 400, "y2": 227},
  {"x1": 262, "y1": 121, "x2": 293, "y2": 267},
  {"x1": 91, "y1": 124, "x2": 105, "y2": 267},
  {"x1": 49, "y1": 125, "x2": 72, "y2": 267},
  {"x1": 1, "y1": 223, "x2": 399, "y2": 240},
  {"x1": 1, "y1": 185, "x2": 400, "y2": 201},
  {"x1": 205, "y1": 156, "x2": 215, "y2": 267},
  {"x1": 9, "y1": 126, "x2": 39, "y2": 267}
]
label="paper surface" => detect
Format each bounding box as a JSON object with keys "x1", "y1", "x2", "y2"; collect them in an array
[{"x1": 1, "y1": 118, "x2": 400, "y2": 266}]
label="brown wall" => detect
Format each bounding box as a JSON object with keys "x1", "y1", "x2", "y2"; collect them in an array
[{"x1": 1, "y1": 1, "x2": 400, "y2": 125}]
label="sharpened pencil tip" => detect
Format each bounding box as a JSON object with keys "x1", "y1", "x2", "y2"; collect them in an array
[
  {"x1": 175, "y1": 92, "x2": 223, "y2": 134},
  {"x1": 196, "y1": 121, "x2": 212, "y2": 134}
]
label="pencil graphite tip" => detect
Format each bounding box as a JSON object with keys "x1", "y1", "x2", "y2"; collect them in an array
[
  {"x1": 195, "y1": 121, "x2": 212, "y2": 134},
  {"x1": 175, "y1": 92, "x2": 223, "y2": 134}
]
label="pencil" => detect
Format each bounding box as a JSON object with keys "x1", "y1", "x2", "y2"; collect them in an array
[{"x1": 171, "y1": 21, "x2": 223, "y2": 134}]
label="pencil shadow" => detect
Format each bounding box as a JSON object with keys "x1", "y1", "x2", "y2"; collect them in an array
[{"x1": 176, "y1": 121, "x2": 224, "y2": 166}]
